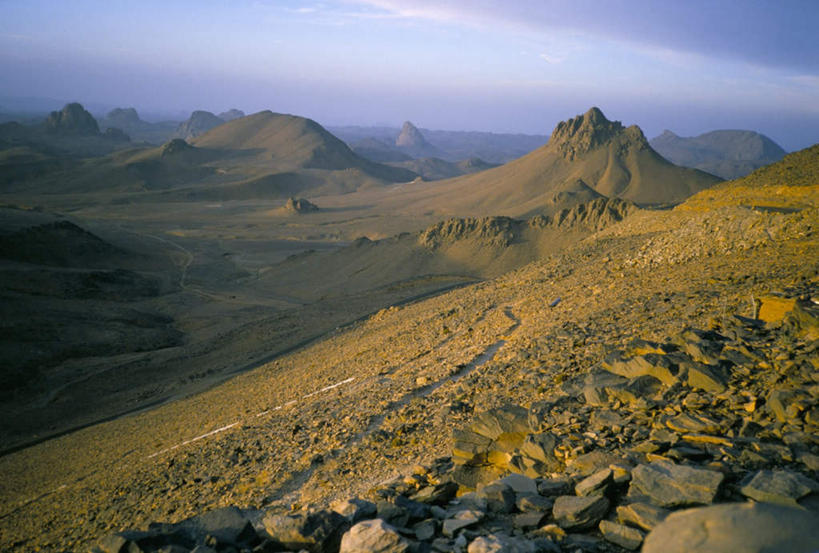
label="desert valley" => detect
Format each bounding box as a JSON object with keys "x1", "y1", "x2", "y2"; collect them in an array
[{"x1": 1, "y1": 2, "x2": 818, "y2": 552}]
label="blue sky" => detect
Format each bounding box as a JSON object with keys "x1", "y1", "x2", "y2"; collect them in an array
[{"x1": 1, "y1": 0, "x2": 817, "y2": 150}]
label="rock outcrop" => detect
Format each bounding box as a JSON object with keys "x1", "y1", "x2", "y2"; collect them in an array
[
  {"x1": 395, "y1": 121, "x2": 440, "y2": 158},
  {"x1": 218, "y1": 109, "x2": 245, "y2": 121},
  {"x1": 174, "y1": 110, "x2": 225, "y2": 140},
  {"x1": 44, "y1": 103, "x2": 100, "y2": 135},
  {"x1": 284, "y1": 197, "x2": 320, "y2": 214}
]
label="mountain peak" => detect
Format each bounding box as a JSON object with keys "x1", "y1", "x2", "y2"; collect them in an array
[
  {"x1": 106, "y1": 107, "x2": 141, "y2": 125},
  {"x1": 396, "y1": 121, "x2": 429, "y2": 148},
  {"x1": 549, "y1": 107, "x2": 628, "y2": 160},
  {"x1": 218, "y1": 109, "x2": 245, "y2": 122},
  {"x1": 45, "y1": 103, "x2": 100, "y2": 135},
  {"x1": 174, "y1": 110, "x2": 224, "y2": 140}
]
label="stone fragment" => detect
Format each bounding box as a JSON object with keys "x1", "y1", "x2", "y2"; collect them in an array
[
  {"x1": 538, "y1": 476, "x2": 573, "y2": 496},
  {"x1": 498, "y1": 473, "x2": 538, "y2": 495},
  {"x1": 514, "y1": 511, "x2": 547, "y2": 530},
  {"x1": 575, "y1": 468, "x2": 613, "y2": 496},
  {"x1": 583, "y1": 370, "x2": 627, "y2": 406},
  {"x1": 452, "y1": 464, "x2": 504, "y2": 491},
  {"x1": 442, "y1": 509, "x2": 484, "y2": 537},
  {"x1": 607, "y1": 375, "x2": 665, "y2": 404},
  {"x1": 552, "y1": 494, "x2": 610, "y2": 531},
  {"x1": 767, "y1": 388, "x2": 810, "y2": 423},
  {"x1": 412, "y1": 519, "x2": 437, "y2": 541},
  {"x1": 599, "y1": 520, "x2": 644, "y2": 550},
  {"x1": 339, "y1": 519, "x2": 410, "y2": 553},
  {"x1": 642, "y1": 502, "x2": 819, "y2": 553},
  {"x1": 180, "y1": 506, "x2": 258, "y2": 547},
  {"x1": 470, "y1": 405, "x2": 529, "y2": 439},
  {"x1": 516, "y1": 493, "x2": 553, "y2": 513},
  {"x1": 666, "y1": 413, "x2": 721, "y2": 434},
  {"x1": 331, "y1": 498, "x2": 377, "y2": 523},
  {"x1": 602, "y1": 353, "x2": 680, "y2": 387},
  {"x1": 412, "y1": 481, "x2": 459, "y2": 505},
  {"x1": 467, "y1": 533, "x2": 540, "y2": 553},
  {"x1": 756, "y1": 295, "x2": 796, "y2": 322},
  {"x1": 476, "y1": 481, "x2": 516, "y2": 513},
  {"x1": 616, "y1": 502, "x2": 669, "y2": 531},
  {"x1": 682, "y1": 361, "x2": 726, "y2": 393},
  {"x1": 629, "y1": 461, "x2": 723, "y2": 507},
  {"x1": 262, "y1": 510, "x2": 346, "y2": 553},
  {"x1": 739, "y1": 469, "x2": 819, "y2": 506},
  {"x1": 783, "y1": 300, "x2": 819, "y2": 340},
  {"x1": 519, "y1": 432, "x2": 559, "y2": 466},
  {"x1": 452, "y1": 429, "x2": 493, "y2": 465},
  {"x1": 376, "y1": 501, "x2": 410, "y2": 528}
]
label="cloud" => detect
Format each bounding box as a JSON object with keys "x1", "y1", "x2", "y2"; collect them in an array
[
  {"x1": 539, "y1": 53, "x2": 565, "y2": 65},
  {"x1": 347, "y1": 0, "x2": 819, "y2": 74}
]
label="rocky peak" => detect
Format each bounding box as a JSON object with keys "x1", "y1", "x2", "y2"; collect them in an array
[
  {"x1": 396, "y1": 121, "x2": 430, "y2": 148},
  {"x1": 218, "y1": 109, "x2": 245, "y2": 121},
  {"x1": 45, "y1": 103, "x2": 100, "y2": 135},
  {"x1": 105, "y1": 107, "x2": 141, "y2": 126},
  {"x1": 550, "y1": 107, "x2": 642, "y2": 161},
  {"x1": 174, "y1": 110, "x2": 225, "y2": 140}
]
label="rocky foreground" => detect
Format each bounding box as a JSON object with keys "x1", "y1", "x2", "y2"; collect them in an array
[
  {"x1": 89, "y1": 291, "x2": 819, "y2": 552},
  {"x1": 0, "y1": 180, "x2": 816, "y2": 551}
]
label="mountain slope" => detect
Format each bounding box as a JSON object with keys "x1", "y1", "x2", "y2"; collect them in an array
[
  {"x1": 380, "y1": 107, "x2": 722, "y2": 218},
  {"x1": 651, "y1": 129, "x2": 787, "y2": 179},
  {"x1": 679, "y1": 143, "x2": 819, "y2": 211}
]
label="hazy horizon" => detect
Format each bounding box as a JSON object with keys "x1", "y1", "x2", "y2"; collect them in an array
[{"x1": 2, "y1": 1, "x2": 818, "y2": 151}]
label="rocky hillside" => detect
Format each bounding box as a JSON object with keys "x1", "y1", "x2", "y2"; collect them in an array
[
  {"x1": 2, "y1": 159, "x2": 816, "y2": 551},
  {"x1": 651, "y1": 129, "x2": 787, "y2": 180}
]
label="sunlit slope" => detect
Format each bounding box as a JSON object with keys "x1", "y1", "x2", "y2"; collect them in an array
[{"x1": 679, "y1": 143, "x2": 819, "y2": 211}]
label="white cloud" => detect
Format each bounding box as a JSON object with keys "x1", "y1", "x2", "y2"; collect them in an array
[{"x1": 539, "y1": 52, "x2": 565, "y2": 65}]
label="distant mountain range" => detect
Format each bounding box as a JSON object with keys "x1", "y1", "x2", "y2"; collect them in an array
[
  {"x1": 650, "y1": 129, "x2": 786, "y2": 180},
  {"x1": 329, "y1": 123, "x2": 548, "y2": 164},
  {"x1": 384, "y1": 107, "x2": 722, "y2": 218}
]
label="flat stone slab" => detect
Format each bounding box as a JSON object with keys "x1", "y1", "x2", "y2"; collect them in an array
[
  {"x1": 629, "y1": 461, "x2": 723, "y2": 507},
  {"x1": 553, "y1": 494, "x2": 610, "y2": 531},
  {"x1": 642, "y1": 502, "x2": 819, "y2": 553},
  {"x1": 599, "y1": 520, "x2": 644, "y2": 550},
  {"x1": 739, "y1": 469, "x2": 819, "y2": 506}
]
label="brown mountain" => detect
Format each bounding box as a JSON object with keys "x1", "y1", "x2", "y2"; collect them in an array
[
  {"x1": 393, "y1": 107, "x2": 722, "y2": 217},
  {"x1": 192, "y1": 110, "x2": 416, "y2": 180}
]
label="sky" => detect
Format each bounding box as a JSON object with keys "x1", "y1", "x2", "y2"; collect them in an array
[{"x1": 1, "y1": 0, "x2": 818, "y2": 150}]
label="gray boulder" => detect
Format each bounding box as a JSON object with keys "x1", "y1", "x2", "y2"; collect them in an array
[
  {"x1": 553, "y1": 494, "x2": 610, "y2": 531},
  {"x1": 643, "y1": 502, "x2": 819, "y2": 553},
  {"x1": 262, "y1": 509, "x2": 347, "y2": 553},
  {"x1": 629, "y1": 461, "x2": 723, "y2": 507},
  {"x1": 340, "y1": 519, "x2": 411, "y2": 553}
]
